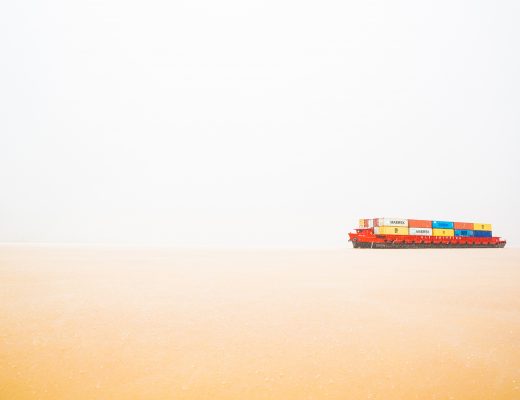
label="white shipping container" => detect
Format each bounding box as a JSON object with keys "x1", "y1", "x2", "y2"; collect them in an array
[
  {"x1": 367, "y1": 219, "x2": 374, "y2": 228},
  {"x1": 377, "y1": 218, "x2": 408, "y2": 227},
  {"x1": 409, "y1": 227, "x2": 432, "y2": 236}
]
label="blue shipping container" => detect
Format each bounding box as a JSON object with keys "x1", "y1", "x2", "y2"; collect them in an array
[
  {"x1": 474, "y1": 230, "x2": 492, "y2": 238},
  {"x1": 432, "y1": 220, "x2": 454, "y2": 229},
  {"x1": 454, "y1": 229, "x2": 474, "y2": 237}
]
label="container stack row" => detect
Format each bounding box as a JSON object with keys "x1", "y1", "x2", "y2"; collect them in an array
[{"x1": 359, "y1": 218, "x2": 493, "y2": 237}]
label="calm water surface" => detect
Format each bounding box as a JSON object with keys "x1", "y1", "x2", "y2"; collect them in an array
[{"x1": 1, "y1": 246, "x2": 520, "y2": 399}]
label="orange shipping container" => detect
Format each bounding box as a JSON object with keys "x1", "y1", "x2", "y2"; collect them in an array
[
  {"x1": 408, "y1": 219, "x2": 432, "y2": 228},
  {"x1": 454, "y1": 222, "x2": 473, "y2": 230}
]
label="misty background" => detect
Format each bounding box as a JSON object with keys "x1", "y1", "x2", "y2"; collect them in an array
[{"x1": 1, "y1": 0, "x2": 519, "y2": 247}]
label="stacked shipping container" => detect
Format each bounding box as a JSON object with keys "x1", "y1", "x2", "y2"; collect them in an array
[
  {"x1": 374, "y1": 226, "x2": 409, "y2": 235},
  {"x1": 408, "y1": 219, "x2": 432, "y2": 236},
  {"x1": 358, "y1": 218, "x2": 493, "y2": 237}
]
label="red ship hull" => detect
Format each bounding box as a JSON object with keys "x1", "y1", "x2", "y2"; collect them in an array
[{"x1": 348, "y1": 229, "x2": 506, "y2": 249}]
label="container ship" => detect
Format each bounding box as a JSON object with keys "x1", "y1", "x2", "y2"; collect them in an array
[{"x1": 349, "y1": 218, "x2": 506, "y2": 248}]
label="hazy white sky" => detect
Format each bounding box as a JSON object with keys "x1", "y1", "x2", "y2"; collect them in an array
[{"x1": 1, "y1": 0, "x2": 519, "y2": 247}]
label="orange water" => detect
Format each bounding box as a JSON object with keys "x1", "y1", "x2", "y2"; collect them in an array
[{"x1": 1, "y1": 246, "x2": 520, "y2": 399}]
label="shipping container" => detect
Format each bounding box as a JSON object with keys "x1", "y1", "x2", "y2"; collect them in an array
[
  {"x1": 473, "y1": 223, "x2": 492, "y2": 231},
  {"x1": 366, "y1": 219, "x2": 374, "y2": 228},
  {"x1": 374, "y1": 226, "x2": 409, "y2": 235},
  {"x1": 454, "y1": 222, "x2": 473, "y2": 230},
  {"x1": 408, "y1": 219, "x2": 432, "y2": 228},
  {"x1": 474, "y1": 230, "x2": 492, "y2": 238},
  {"x1": 409, "y1": 227, "x2": 432, "y2": 236},
  {"x1": 358, "y1": 219, "x2": 365, "y2": 228},
  {"x1": 432, "y1": 228, "x2": 454, "y2": 237},
  {"x1": 377, "y1": 218, "x2": 408, "y2": 227},
  {"x1": 454, "y1": 229, "x2": 474, "y2": 237},
  {"x1": 432, "y1": 221, "x2": 454, "y2": 229}
]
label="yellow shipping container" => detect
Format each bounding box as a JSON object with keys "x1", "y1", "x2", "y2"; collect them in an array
[
  {"x1": 374, "y1": 226, "x2": 409, "y2": 235},
  {"x1": 432, "y1": 228, "x2": 454, "y2": 237},
  {"x1": 359, "y1": 219, "x2": 365, "y2": 228},
  {"x1": 473, "y1": 223, "x2": 492, "y2": 231}
]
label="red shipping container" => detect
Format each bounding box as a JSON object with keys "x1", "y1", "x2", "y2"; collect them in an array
[
  {"x1": 408, "y1": 219, "x2": 432, "y2": 228},
  {"x1": 454, "y1": 222, "x2": 473, "y2": 230}
]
